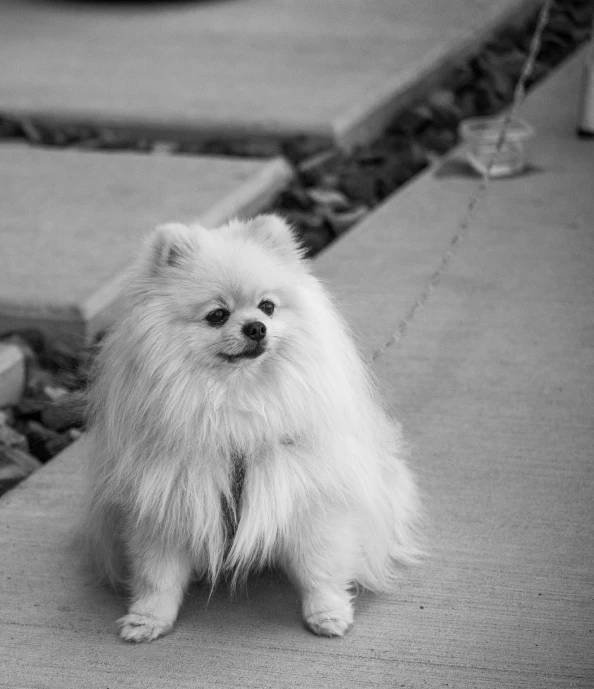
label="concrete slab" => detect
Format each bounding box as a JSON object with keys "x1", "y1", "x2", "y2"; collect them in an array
[
  {"x1": 0, "y1": 147, "x2": 291, "y2": 344},
  {"x1": 1, "y1": 51, "x2": 592, "y2": 689},
  {"x1": 325, "y1": 49, "x2": 594, "y2": 684},
  {"x1": 0, "y1": 0, "x2": 543, "y2": 148}
]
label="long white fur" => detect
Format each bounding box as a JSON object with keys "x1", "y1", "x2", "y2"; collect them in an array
[{"x1": 84, "y1": 214, "x2": 421, "y2": 642}]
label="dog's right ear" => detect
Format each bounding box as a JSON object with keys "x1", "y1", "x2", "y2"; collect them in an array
[{"x1": 148, "y1": 223, "x2": 196, "y2": 274}]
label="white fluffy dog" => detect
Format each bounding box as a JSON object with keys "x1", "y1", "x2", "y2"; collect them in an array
[{"x1": 84, "y1": 214, "x2": 421, "y2": 642}]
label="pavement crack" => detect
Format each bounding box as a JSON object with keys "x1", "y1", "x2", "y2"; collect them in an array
[
  {"x1": 370, "y1": 0, "x2": 553, "y2": 364},
  {"x1": 370, "y1": 226, "x2": 466, "y2": 362}
]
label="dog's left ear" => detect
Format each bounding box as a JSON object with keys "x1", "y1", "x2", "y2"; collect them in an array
[{"x1": 244, "y1": 214, "x2": 304, "y2": 261}]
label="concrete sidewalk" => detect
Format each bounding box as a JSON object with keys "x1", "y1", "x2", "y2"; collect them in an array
[
  {"x1": 0, "y1": 0, "x2": 542, "y2": 147},
  {"x1": 1, "y1": 52, "x2": 593, "y2": 688}
]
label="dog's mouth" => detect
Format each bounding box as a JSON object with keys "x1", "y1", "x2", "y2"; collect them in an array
[{"x1": 218, "y1": 345, "x2": 267, "y2": 364}]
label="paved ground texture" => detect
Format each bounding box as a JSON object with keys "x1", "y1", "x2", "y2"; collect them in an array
[
  {"x1": 1, "y1": 50, "x2": 593, "y2": 689},
  {"x1": 0, "y1": 148, "x2": 290, "y2": 343},
  {"x1": 0, "y1": 0, "x2": 542, "y2": 146}
]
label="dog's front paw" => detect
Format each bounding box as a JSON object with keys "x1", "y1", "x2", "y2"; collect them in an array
[
  {"x1": 303, "y1": 596, "x2": 354, "y2": 637},
  {"x1": 305, "y1": 608, "x2": 353, "y2": 637},
  {"x1": 117, "y1": 613, "x2": 172, "y2": 643}
]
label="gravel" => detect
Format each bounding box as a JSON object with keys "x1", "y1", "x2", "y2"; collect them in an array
[{"x1": 0, "y1": 331, "x2": 91, "y2": 495}]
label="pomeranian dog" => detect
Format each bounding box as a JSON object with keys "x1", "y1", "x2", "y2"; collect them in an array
[{"x1": 84, "y1": 214, "x2": 420, "y2": 642}]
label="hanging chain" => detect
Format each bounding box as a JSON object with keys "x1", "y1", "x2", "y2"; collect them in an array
[
  {"x1": 371, "y1": 0, "x2": 553, "y2": 362},
  {"x1": 489, "y1": 0, "x2": 552, "y2": 171}
]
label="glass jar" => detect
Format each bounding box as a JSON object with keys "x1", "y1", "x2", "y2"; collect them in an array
[{"x1": 459, "y1": 116, "x2": 534, "y2": 178}]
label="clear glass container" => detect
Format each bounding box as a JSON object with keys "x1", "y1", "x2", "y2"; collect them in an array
[{"x1": 459, "y1": 116, "x2": 534, "y2": 178}]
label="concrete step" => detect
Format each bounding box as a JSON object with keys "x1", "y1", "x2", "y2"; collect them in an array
[
  {"x1": 0, "y1": 146, "x2": 291, "y2": 345},
  {"x1": 0, "y1": 0, "x2": 543, "y2": 148},
  {"x1": 1, "y1": 50, "x2": 592, "y2": 688}
]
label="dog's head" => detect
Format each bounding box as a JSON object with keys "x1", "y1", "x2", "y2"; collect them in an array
[{"x1": 134, "y1": 214, "x2": 314, "y2": 374}]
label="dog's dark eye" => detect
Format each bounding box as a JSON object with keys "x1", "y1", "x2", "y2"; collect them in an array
[
  {"x1": 206, "y1": 308, "x2": 230, "y2": 326},
  {"x1": 258, "y1": 300, "x2": 275, "y2": 316}
]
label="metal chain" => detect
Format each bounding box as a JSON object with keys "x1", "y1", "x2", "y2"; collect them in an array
[
  {"x1": 488, "y1": 0, "x2": 552, "y2": 176},
  {"x1": 371, "y1": 0, "x2": 553, "y2": 362}
]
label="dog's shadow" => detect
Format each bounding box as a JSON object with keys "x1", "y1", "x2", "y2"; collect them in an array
[
  {"x1": 73, "y1": 547, "x2": 380, "y2": 639},
  {"x1": 178, "y1": 570, "x2": 379, "y2": 636},
  {"x1": 179, "y1": 570, "x2": 304, "y2": 634}
]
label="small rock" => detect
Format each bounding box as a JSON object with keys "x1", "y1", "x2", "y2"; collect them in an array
[
  {"x1": 42, "y1": 385, "x2": 69, "y2": 403},
  {"x1": 427, "y1": 89, "x2": 456, "y2": 111},
  {"x1": 427, "y1": 89, "x2": 462, "y2": 126},
  {"x1": 40, "y1": 393, "x2": 86, "y2": 431},
  {"x1": 0, "y1": 343, "x2": 26, "y2": 407},
  {"x1": 26, "y1": 365, "x2": 57, "y2": 398},
  {"x1": 0, "y1": 423, "x2": 29, "y2": 452},
  {"x1": 0, "y1": 460, "x2": 31, "y2": 494},
  {"x1": 19, "y1": 119, "x2": 44, "y2": 144},
  {"x1": 0, "y1": 409, "x2": 15, "y2": 426},
  {"x1": 68, "y1": 428, "x2": 83, "y2": 442},
  {"x1": 0, "y1": 444, "x2": 42, "y2": 474},
  {"x1": 295, "y1": 148, "x2": 342, "y2": 188},
  {"x1": 10, "y1": 329, "x2": 46, "y2": 355},
  {"x1": 297, "y1": 149, "x2": 339, "y2": 185},
  {"x1": 0, "y1": 332, "x2": 38, "y2": 364},
  {"x1": 324, "y1": 206, "x2": 369, "y2": 236},
  {"x1": 306, "y1": 187, "x2": 350, "y2": 211},
  {"x1": 0, "y1": 444, "x2": 42, "y2": 493}
]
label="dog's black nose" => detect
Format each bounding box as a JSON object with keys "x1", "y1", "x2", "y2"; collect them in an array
[{"x1": 242, "y1": 321, "x2": 267, "y2": 341}]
